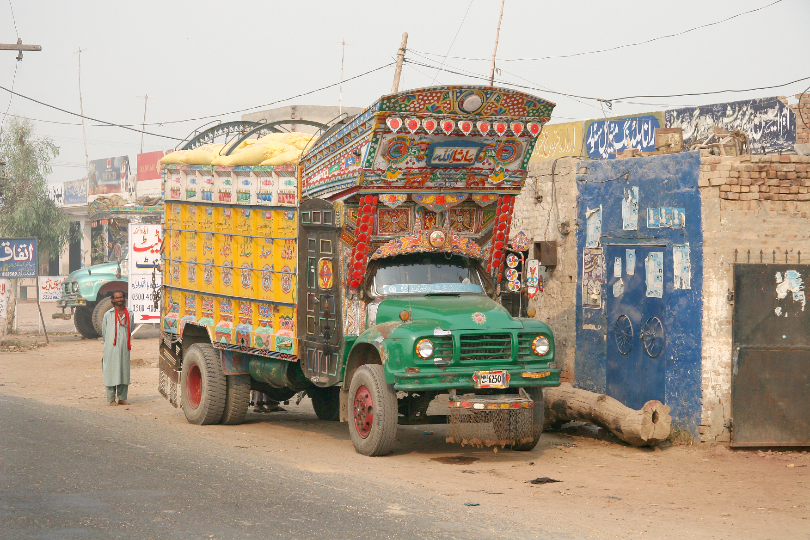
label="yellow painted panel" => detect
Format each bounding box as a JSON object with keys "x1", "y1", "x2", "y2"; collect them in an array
[
  {"x1": 530, "y1": 121, "x2": 584, "y2": 162},
  {"x1": 197, "y1": 205, "x2": 214, "y2": 233},
  {"x1": 213, "y1": 206, "x2": 233, "y2": 235},
  {"x1": 181, "y1": 204, "x2": 197, "y2": 231}
]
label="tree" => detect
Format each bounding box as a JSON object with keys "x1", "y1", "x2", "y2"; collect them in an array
[{"x1": 0, "y1": 117, "x2": 73, "y2": 333}]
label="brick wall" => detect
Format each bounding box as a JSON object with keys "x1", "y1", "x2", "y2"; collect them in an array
[
  {"x1": 699, "y1": 151, "x2": 810, "y2": 443},
  {"x1": 512, "y1": 159, "x2": 579, "y2": 382}
]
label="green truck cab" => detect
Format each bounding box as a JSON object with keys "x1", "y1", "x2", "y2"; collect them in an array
[
  {"x1": 55, "y1": 260, "x2": 128, "y2": 339},
  {"x1": 158, "y1": 85, "x2": 560, "y2": 456}
]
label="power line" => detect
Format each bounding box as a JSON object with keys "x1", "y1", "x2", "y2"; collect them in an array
[
  {"x1": 404, "y1": 57, "x2": 810, "y2": 106},
  {"x1": 409, "y1": 0, "x2": 784, "y2": 62},
  {"x1": 0, "y1": 82, "x2": 184, "y2": 141},
  {"x1": 609, "y1": 75, "x2": 810, "y2": 101},
  {"x1": 0, "y1": 62, "x2": 396, "y2": 140},
  {"x1": 7, "y1": 0, "x2": 19, "y2": 39},
  {"x1": 126, "y1": 62, "x2": 395, "y2": 127},
  {"x1": 431, "y1": 0, "x2": 474, "y2": 84}
]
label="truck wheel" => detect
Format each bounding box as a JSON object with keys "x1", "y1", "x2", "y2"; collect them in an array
[
  {"x1": 74, "y1": 306, "x2": 100, "y2": 339},
  {"x1": 180, "y1": 343, "x2": 227, "y2": 425},
  {"x1": 219, "y1": 374, "x2": 251, "y2": 425},
  {"x1": 91, "y1": 296, "x2": 115, "y2": 336},
  {"x1": 510, "y1": 387, "x2": 545, "y2": 452},
  {"x1": 348, "y1": 364, "x2": 398, "y2": 456},
  {"x1": 309, "y1": 386, "x2": 340, "y2": 421}
]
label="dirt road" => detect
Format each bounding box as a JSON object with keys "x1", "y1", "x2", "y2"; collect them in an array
[{"x1": 1, "y1": 333, "x2": 807, "y2": 539}]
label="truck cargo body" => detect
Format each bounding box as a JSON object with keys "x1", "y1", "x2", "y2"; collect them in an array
[{"x1": 159, "y1": 86, "x2": 561, "y2": 455}]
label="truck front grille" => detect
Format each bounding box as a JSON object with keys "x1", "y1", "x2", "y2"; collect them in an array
[
  {"x1": 459, "y1": 333, "x2": 512, "y2": 362},
  {"x1": 431, "y1": 336, "x2": 453, "y2": 360}
]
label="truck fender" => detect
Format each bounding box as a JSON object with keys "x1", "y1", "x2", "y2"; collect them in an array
[
  {"x1": 339, "y1": 322, "x2": 401, "y2": 422},
  {"x1": 98, "y1": 281, "x2": 127, "y2": 298}
]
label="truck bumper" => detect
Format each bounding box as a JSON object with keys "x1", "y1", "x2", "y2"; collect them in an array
[
  {"x1": 58, "y1": 295, "x2": 86, "y2": 308},
  {"x1": 392, "y1": 368, "x2": 560, "y2": 392}
]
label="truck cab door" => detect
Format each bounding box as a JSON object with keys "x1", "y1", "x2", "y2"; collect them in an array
[{"x1": 297, "y1": 199, "x2": 343, "y2": 387}]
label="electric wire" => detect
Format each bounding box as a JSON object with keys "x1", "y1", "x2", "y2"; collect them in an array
[
  {"x1": 409, "y1": 0, "x2": 784, "y2": 62},
  {"x1": 7, "y1": 0, "x2": 19, "y2": 39},
  {"x1": 430, "y1": 0, "x2": 474, "y2": 84},
  {"x1": 0, "y1": 62, "x2": 396, "y2": 141}
]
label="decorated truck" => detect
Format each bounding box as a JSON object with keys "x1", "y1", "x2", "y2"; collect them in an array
[
  {"x1": 157, "y1": 86, "x2": 561, "y2": 455},
  {"x1": 55, "y1": 259, "x2": 128, "y2": 339}
]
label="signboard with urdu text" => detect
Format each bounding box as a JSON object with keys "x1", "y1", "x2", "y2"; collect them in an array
[
  {"x1": 0, "y1": 238, "x2": 37, "y2": 278},
  {"x1": 127, "y1": 223, "x2": 163, "y2": 324}
]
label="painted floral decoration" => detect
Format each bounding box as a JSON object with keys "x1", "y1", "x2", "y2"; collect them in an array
[{"x1": 472, "y1": 312, "x2": 486, "y2": 325}]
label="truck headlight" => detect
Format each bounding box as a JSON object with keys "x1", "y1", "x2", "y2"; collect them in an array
[
  {"x1": 72, "y1": 282, "x2": 79, "y2": 292},
  {"x1": 532, "y1": 336, "x2": 550, "y2": 356},
  {"x1": 415, "y1": 339, "x2": 434, "y2": 359}
]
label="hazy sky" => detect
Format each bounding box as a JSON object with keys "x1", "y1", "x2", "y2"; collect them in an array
[{"x1": 1, "y1": 0, "x2": 807, "y2": 184}]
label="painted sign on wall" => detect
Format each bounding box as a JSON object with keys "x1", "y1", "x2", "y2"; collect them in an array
[
  {"x1": 665, "y1": 97, "x2": 796, "y2": 154},
  {"x1": 0, "y1": 238, "x2": 37, "y2": 278},
  {"x1": 89, "y1": 156, "x2": 130, "y2": 195},
  {"x1": 530, "y1": 121, "x2": 584, "y2": 162},
  {"x1": 63, "y1": 178, "x2": 88, "y2": 205},
  {"x1": 584, "y1": 113, "x2": 664, "y2": 159}
]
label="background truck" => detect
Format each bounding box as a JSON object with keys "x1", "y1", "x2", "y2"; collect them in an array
[
  {"x1": 158, "y1": 85, "x2": 561, "y2": 455},
  {"x1": 54, "y1": 259, "x2": 128, "y2": 339}
]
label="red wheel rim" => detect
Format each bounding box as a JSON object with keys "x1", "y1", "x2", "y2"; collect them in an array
[
  {"x1": 186, "y1": 363, "x2": 202, "y2": 409},
  {"x1": 353, "y1": 385, "x2": 373, "y2": 439}
]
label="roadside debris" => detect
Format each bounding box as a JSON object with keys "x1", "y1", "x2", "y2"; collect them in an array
[{"x1": 527, "y1": 477, "x2": 561, "y2": 485}]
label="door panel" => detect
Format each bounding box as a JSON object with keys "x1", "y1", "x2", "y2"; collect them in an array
[
  {"x1": 297, "y1": 199, "x2": 342, "y2": 387},
  {"x1": 731, "y1": 264, "x2": 810, "y2": 446},
  {"x1": 605, "y1": 245, "x2": 666, "y2": 410}
]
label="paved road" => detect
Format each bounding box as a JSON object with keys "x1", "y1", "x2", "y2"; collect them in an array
[{"x1": 0, "y1": 394, "x2": 570, "y2": 540}]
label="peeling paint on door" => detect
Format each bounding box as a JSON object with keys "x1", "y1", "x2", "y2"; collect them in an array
[
  {"x1": 673, "y1": 244, "x2": 691, "y2": 290},
  {"x1": 622, "y1": 187, "x2": 639, "y2": 230},
  {"x1": 776, "y1": 270, "x2": 805, "y2": 311}
]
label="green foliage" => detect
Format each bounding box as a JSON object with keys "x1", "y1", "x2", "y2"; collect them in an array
[{"x1": 0, "y1": 117, "x2": 73, "y2": 260}]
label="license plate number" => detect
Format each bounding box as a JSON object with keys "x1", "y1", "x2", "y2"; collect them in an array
[{"x1": 473, "y1": 370, "x2": 509, "y2": 389}]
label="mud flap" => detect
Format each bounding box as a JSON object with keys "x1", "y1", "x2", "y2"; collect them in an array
[
  {"x1": 446, "y1": 388, "x2": 535, "y2": 448},
  {"x1": 158, "y1": 340, "x2": 181, "y2": 408}
]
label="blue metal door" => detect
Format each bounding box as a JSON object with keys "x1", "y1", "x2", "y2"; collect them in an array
[{"x1": 605, "y1": 244, "x2": 666, "y2": 409}]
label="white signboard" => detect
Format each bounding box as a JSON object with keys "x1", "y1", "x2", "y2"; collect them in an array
[
  {"x1": 127, "y1": 223, "x2": 163, "y2": 325},
  {"x1": 48, "y1": 182, "x2": 65, "y2": 207},
  {"x1": 38, "y1": 276, "x2": 67, "y2": 302},
  {"x1": 0, "y1": 279, "x2": 10, "y2": 315}
]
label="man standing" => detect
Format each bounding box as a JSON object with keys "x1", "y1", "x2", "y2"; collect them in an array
[{"x1": 102, "y1": 290, "x2": 133, "y2": 406}]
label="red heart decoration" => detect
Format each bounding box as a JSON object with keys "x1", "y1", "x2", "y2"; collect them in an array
[
  {"x1": 494, "y1": 122, "x2": 507, "y2": 136},
  {"x1": 459, "y1": 121, "x2": 473, "y2": 135},
  {"x1": 511, "y1": 122, "x2": 524, "y2": 136},
  {"x1": 423, "y1": 118, "x2": 437, "y2": 134},
  {"x1": 441, "y1": 120, "x2": 455, "y2": 135},
  {"x1": 406, "y1": 118, "x2": 420, "y2": 133},
  {"x1": 386, "y1": 117, "x2": 402, "y2": 132},
  {"x1": 527, "y1": 122, "x2": 542, "y2": 137},
  {"x1": 477, "y1": 121, "x2": 490, "y2": 136}
]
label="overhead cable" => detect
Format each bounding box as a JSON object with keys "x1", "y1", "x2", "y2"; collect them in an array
[{"x1": 409, "y1": 0, "x2": 783, "y2": 62}]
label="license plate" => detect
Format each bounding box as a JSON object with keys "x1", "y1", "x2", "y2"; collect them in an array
[{"x1": 473, "y1": 370, "x2": 509, "y2": 389}]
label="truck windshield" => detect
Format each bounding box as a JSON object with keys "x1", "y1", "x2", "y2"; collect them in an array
[{"x1": 371, "y1": 254, "x2": 484, "y2": 296}]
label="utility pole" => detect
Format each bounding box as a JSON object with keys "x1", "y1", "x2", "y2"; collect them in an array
[
  {"x1": 334, "y1": 39, "x2": 353, "y2": 116},
  {"x1": 74, "y1": 48, "x2": 89, "y2": 174},
  {"x1": 489, "y1": 0, "x2": 506, "y2": 86},
  {"x1": 137, "y1": 94, "x2": 149, "y2": 154},
  {"x1": 0, "y1": 38, "x2": 41, "y2": 61},
  {"x1": 391, "y1": 32, "x2": 408, "y2": 94}
]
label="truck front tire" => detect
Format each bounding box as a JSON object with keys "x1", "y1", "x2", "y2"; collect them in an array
[
  {"x1": 348, "y1": 364, "x2": 398, "y2": 456},
  {"x1": 509, "y1": 387, "x2": 545, "y2": 451},
  {"x1": 74, "y1": 306, "x2": 100, "y2": 339},
  {"x1": 181, "y1": 343, "x2": 227, "y2": 425},
  {"x1": 309, "y1": 386, "x2": 340, "y2": 421},
  {"x1": 91, "y1": 296, "x2": 114, "y2": 336},
  {"x1": 219, "y1": 374, "x2": 251, "y2": 425}
]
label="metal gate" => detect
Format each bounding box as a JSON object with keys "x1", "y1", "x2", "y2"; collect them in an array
[
  {"x1": 297, "y1": 199, "x2": 342, "y2": 387},
  {"x1": 731, "y1": 263, "x2": 810, "y2": 446},
  {"x1": 605, "y1": 244, "x2": 667, "y2": 410}
]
